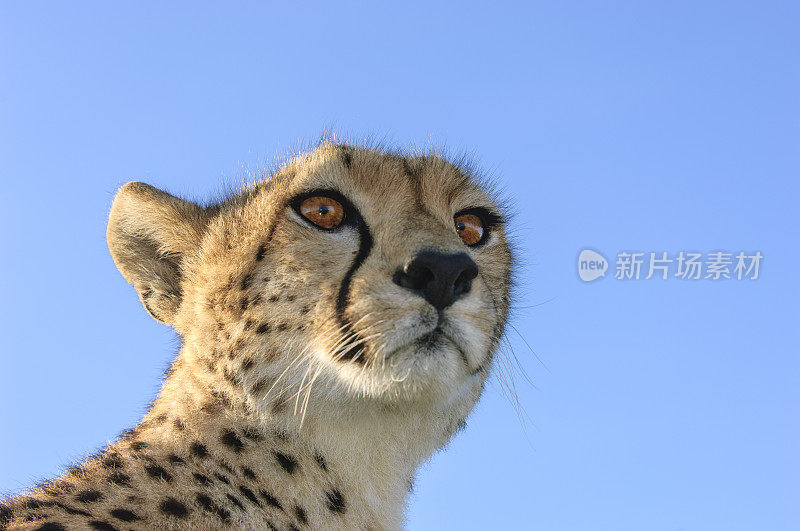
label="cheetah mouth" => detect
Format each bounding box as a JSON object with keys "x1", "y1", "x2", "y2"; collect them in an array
[
  {"x1": 385, "y1": 326, "x2": 472, "y2": 368},
  {"x1": 415, "y1": 327, "x2": 447, "y2": 350},
  {"x1": 332, "y1": 312, "x2": 479, "y2": 375},
  {"x1": 333, "y1": 327, "x2": 455, "y2": 365}
]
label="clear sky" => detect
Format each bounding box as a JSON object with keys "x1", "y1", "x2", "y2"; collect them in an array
[{"x1": 1, "y1": 2, "x2": 798, "y2": 529}]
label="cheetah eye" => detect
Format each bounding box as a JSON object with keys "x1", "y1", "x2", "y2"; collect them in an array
[
  {"x1": 454, "y1": 213, "x2": 485, "y2": 246},
  {"x1": 299, "y1": 196, "x2": 345, "y2": 229}
]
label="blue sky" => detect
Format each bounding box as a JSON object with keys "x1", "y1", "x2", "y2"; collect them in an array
[{"x1": 1, "y1": 2, "x2": 798, "y2": 529}]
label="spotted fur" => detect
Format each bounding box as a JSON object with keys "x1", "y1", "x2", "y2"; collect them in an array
[{"x1": 1, "y1": 142, "x2": 513, "y2": 530}]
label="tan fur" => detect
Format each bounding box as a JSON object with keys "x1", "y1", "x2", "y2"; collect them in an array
[{"x1": 1, "y1": 142, "x2": 513, "y2": 530}]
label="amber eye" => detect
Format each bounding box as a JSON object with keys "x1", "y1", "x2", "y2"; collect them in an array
[
  {"x1": 454, "y1": 213, "x2": 485, "y2": 246},
  {"x1": 299, "y1": 196, "x2": 345, "y2": 229}
]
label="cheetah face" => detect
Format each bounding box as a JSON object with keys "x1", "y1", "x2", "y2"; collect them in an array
[
  {"x1": 247, "y1": 147, "x2": 512, "y2": 402},
  {"x1": 107, "y1": 144, "x2": 512, "y2": 406}
]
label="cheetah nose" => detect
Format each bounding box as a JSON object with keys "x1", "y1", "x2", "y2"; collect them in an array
[{"x1": 392, "y1": 250, "x2": 479, "y2": 310}]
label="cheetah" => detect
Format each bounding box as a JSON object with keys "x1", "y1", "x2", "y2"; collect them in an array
[{"x1": 1, "y1": 142, "x2": 513, "y2": 530}]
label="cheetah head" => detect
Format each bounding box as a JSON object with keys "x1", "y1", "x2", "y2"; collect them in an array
[{"x1": 107, "y1": 143, "x2": 512, "y2": 415}]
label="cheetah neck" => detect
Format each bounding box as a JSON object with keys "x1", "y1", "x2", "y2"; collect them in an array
[{"x1": 131, "y1": 342, "x2": 475, "y2": 529}]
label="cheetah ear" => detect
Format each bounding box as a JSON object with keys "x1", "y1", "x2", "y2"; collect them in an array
[{"x1": 107, "y1": 182, "x2": 208, "y2": 325}]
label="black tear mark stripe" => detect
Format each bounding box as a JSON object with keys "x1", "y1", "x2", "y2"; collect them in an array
[
  {"x1": 333, "y1": 206, "x2": 373, "y2": 364},
  {"x1": 335, "y1": 212, "x2": 373, "y2": 314}
]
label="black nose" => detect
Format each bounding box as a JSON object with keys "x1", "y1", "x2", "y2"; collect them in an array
[{"x1": 393, "y1": 250, "x2": 479, "y2": 310}]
